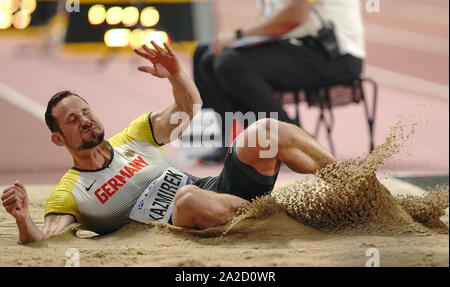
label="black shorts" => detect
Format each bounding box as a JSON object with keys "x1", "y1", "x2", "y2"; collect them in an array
[{"x1": 193, "y1": 142, "x2": 279, "y2": 201}]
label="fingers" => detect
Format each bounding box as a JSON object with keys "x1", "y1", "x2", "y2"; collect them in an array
[
  {"x1": 138, "y1": 66, "x2": 157, "y2": 76},
  {"x1": 2, "y1": 193, "x2": 23, "y2": 208},
  {"x1": 2, "y1": 181, "x2": 27, "y2": 207},
  {"x1": 148, "y1": 41, "x2": 173, "y2": 56},
  {"x1": 134, "y1": 42, "x2": 174, "y2": 77},
  {"x1": 2, "y1": 189, "x2": 17, "y2": 202},
  {"x1": 150, "y1": 40, "x2": 165, "y2": 54},
  {"x1": 5, "y1": 200, "x2": 22, "y2": 215},
  {"x1": 1, "y1": 186, "x2": 15, "y2": 200},
  {"x1": 142, "y1": 44, "x2": 158, "y2": 57},
  {"x1": 14, "y1": 181, "x2": 27, "y2": 198},
  {"x1": 2, "y1": 194, "x2": 24, "y2": 220},
  {"x1": 14, "y1": 180, "x2": 25, "y2": 190},
  {"x1": 163, "y1": 42, "x2": 175, "y2": 56},
  {"x1": 134, "y1": 48, "x2": 155, "y2": 62},
  {"x1": 134, "y1": 41, "x2": 172, "y2": 60}
]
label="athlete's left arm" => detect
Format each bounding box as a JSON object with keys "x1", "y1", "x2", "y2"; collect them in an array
[{"x1": 134, "y1": 41, "x2": 202, "y2": 145}]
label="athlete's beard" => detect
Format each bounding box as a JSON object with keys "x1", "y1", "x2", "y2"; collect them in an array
[
  {"x1": 78, "y1": 131, "x2": 105, "y2": 151},
  {"x1": 62, "y1": 128, "x2": 105, "y2": 151}
]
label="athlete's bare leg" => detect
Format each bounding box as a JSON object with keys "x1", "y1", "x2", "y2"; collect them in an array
[
  {"x1": 235, "y1": 118, "x2": 336, "y2": 177},
  {"x1": 173, "y1": 119, "x2": 335, "y2": 229},
  {"x1": 172, "y1": 185, "x2": 250, "y2": 228}
]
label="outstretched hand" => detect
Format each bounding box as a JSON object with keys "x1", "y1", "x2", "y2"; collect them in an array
[{"x1": 134, "y1": 41, "x2": 181, "y2": 79}]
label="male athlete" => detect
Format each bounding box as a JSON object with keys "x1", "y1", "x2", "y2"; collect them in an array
[{"x1": 1, "y1": 41, "x2": 335, "y2": 244}]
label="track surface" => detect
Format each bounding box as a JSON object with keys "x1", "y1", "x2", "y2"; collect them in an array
[{"x1": 0, "y1": 0, "x2": 448, "y2": 186}]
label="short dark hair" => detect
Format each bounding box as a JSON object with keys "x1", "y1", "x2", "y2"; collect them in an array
[{"x1": 45, "y1": 90, "x2": 88, "y2": 133}]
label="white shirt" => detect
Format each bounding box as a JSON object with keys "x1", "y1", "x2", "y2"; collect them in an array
[
  {"x1": 45, "y1": 113, "x2": 190, "y2": 234},
  {"x1": 258, "y1": 0, "x2": 366, "y2": 59}
]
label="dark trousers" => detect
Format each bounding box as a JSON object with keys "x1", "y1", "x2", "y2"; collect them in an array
[{"x1": 193, "y1": 36, "x2": 363, "y2": 146}]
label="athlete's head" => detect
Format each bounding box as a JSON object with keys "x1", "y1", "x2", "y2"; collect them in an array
[{"x1": 45, "y1": 90, "x2": 105, "y2": 151}]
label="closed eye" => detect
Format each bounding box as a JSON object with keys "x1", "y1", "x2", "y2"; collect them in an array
[{"x1": 82, "y1": 108, "x2": 92, "y2": 115}]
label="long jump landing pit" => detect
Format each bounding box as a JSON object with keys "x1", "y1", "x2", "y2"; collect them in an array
[
  {"x1": 0, "y1": 178, "x2": 447, "y2": 267},
  {"x1": 0, "y1": 122, "x2": 448, "y2": 267}
]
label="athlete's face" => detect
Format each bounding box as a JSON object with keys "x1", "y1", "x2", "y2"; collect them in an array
[{"x1": 52, "y1": 95, "x2": 105, "y2": 151}]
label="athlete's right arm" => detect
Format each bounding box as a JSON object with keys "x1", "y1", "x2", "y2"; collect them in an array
[
  {"x1": 134, "y1": 41, "x2": 202, "y2": 145},
  {"x1": 1, "y1": 181, "x2": 74, "y2": 244}
]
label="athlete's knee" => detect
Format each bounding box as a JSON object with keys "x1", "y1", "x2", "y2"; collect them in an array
[
  {"x1": 250, "y1": 118, "x2": 280, "y2": 154},
  {"x1": 172, "y1": 185, "x2": 202, "y2": 227},
  {"x1": 251, "y1": 118, "x2": 313, "y2": 158},
  {"x1": 252, "y1": 118, "x2": 280, "y2": 131},
  {"x1": 174, "y1": 186, "x2": 225, "y2": 217},
  {"x1": 276, "y1": 120, "x2": 310, "y2": 149},
  {"x1": 173, "y1": 186, "x2": 235, "y2": 228},
  {"x1": 174, "y1": 185, "x2": 202, "y2": 212}
]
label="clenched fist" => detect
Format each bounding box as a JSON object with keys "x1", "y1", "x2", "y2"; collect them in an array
[{"x1": 1, "y1": 180, "x2": 30, "y2": 222}]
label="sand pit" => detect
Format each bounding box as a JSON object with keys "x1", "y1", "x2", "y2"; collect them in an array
[
  {"x1": 0, "y1": 121, "x2": 448, "y2": 267},
  {"x1": 0, "y1": 178, "x2": 448, "y2": 267}
]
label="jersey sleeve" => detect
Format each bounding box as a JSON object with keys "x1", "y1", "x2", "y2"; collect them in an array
[
  {"x1": 44, "y1": 171, "x2": 81, "y2": 222},
  {"x1": 108, "y1": 113, "x2": 164, "y2": 148}
]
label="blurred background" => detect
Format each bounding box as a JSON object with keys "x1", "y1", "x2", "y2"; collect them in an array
[{"x1": 0, "y1": 0, "x2": 448, "y2": 188}]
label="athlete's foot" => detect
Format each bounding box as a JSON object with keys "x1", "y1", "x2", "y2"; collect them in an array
[{"x1": 197, "y1": 147, "x2": 229, "y2": 165}]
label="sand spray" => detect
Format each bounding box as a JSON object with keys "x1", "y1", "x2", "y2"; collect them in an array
[{"x1": 225, "y1": 119, "x2": 449, "y2": 235}]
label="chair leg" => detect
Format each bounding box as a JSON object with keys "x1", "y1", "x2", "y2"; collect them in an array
[
  {"x1": 314, "y1": 109, "x2": 336, "y2": 156},
  {"x1": 313, "y1": 88, "x2": 336, "y2": 156},
  {"x1": 313, "y1": 88, "x2": 324, "y2": 138},
  {"x1": 313, "y1": 109, "x2": 322, "y2": 139},
  {"x1": 324, "y1": 108, "x2": 336, "y2": 156},
  {"x1": 324, "y1": 88, "x2": 336, "y2": 156},
  {"x1": 360, "y1": 78, "x2": 378, "y2": 153},
  {"x1": 294, "y1": 90, "x2": 302, "y2": 128}
]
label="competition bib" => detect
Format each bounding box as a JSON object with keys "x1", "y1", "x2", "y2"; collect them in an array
[{"x1": 129, "y1": 167, "x2": 191, "y2": 224}]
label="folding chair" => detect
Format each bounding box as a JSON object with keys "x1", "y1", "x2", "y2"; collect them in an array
[{"x1": 282, "y1": 77, "x2": 378, "y2": 156}]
